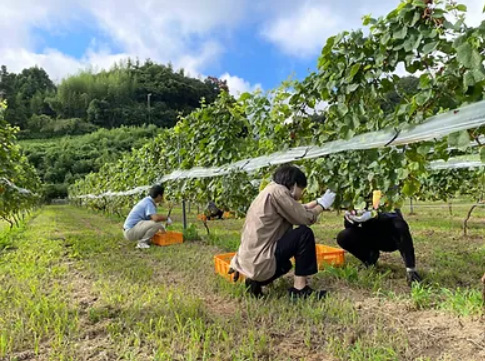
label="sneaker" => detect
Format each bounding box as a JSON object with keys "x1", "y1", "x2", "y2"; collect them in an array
[
  {"x1": 245, "y1": 279, "x2": 264, "y2": 298},
  {"x1": 136, "y1": 241, "x2": 150, "y2": 249},
  {"x1": 288, "y1": 286, "x2": 328, "y2": 300}
]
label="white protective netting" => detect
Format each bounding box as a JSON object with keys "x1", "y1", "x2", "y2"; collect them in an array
[
  {"x1": 160, "y1": 100, "x2": 485, "y2": 181},
  {"x1": 74, "y1": 100, "x2": 485, "y2": 199},
  {"x1": 429, "y1": 155, "x2": 485, "y2": 170},
  {"x1": 0, "y1": 177, "x2": 35, "y2": 195}
]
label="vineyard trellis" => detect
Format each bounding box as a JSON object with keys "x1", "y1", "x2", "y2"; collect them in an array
[
  {"x1": 71, "y1": 101, "x2": 485, "y2": 201},
  {"x1": 69, "y1": 0, "x2": 485, "y2": 222},
  {"x1": 0, "y1": 101, "x2": 41, "y2": 227}
]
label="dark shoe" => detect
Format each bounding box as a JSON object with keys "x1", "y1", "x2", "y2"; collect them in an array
[
  {"x1": 406, "y1": 270, "x2": 422, "y2": 286},
  {"x1": 245, "y1": 279, "x2": 263, "y2": 298},
  {"x1": 288, "y1": 286, "x2": 328, "y2": 300}
]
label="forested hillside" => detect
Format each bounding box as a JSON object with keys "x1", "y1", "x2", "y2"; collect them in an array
[
  {"x1": 20, "y1": 126, "x2": 160, "y2": 199},
  {"x1": 0, "y1": 60, "x2": 226, "y2": 137}
]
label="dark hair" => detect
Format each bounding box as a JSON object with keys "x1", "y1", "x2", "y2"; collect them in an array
[
  {"x1": 273, "y1": 165, "x2": 307, "y2": 189},
  {"x1": 149, "y1": 184, "x2": 165, "y2": 198}
]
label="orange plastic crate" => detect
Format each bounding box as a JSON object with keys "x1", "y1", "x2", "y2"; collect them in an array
[
  {"x1": 214, "y1": 252, "x2": 245, "y2": 282},
  {"x1": 214, "y1": 245, "x2": 344, "y2": 282},
  {"x1": 152, "y1": 231, "x2": 183, "y2": 246},
  {"x1": 197, "y1": 214, "x2": 207, "y2": 221},
  {"x1": 315, "y1": 244, "x2": 345, "y2": 268},
  {"x1": 223, "y1": 211, "x2": 235, "y2": 219}
]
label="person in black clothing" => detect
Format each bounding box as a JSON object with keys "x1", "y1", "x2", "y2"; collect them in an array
[
  {"x1": 206, "y1": 201, "x2": 224, "y2": 220},
  {"x1": 336, "y1": 208, "x2": 422, "y2": 285}
]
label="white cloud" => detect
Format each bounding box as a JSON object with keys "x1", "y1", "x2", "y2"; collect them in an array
[
  {"x1": 460, "y1": 0, "x2": 485, "y2": 27},
  {"x1": 0, "y1": 0, "x2": 247, "y2": 81},
  {"x1": 0, "y1": 0, "x2": 72, "y2": 51},
  {"x1": 0, "y1": 0, "x2": 483, "y2": 84},
  {"x1": 261, "y1": 1, "x2": 341, "y2": 58},
  {"x1": 2, "y1": 48, "x2": 83, "y2": 81},
  {"x1": 82, "y1": 0, "x2": 240, "y2": 68},
  {"x1": 258, "y1": 0, "x2": 398, "y2": 58},
  {"x1": 260, "y1": 0, "x2": 484, "y2": 58},
  {"x1": 1, "y1": 46, "x2": 135, "y2": 83},
  {"x1": 220, "y1": 73, "x2": 262, "y2": 96},
  {"x1": 177, "y1": 41, "x2": 224, "y2": 78}
]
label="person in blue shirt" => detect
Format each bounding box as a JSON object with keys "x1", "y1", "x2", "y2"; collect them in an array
[{"x1": 123, "y1": 185, "x2": 171, "y2": 249}]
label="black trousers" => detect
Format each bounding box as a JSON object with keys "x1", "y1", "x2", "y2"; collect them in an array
[
  {"x1": 336, "y1": 212, "x2": 416, "y2": 268},
  {"x1": 257, "y1": 226, "x2": 318, "y2": 286}
]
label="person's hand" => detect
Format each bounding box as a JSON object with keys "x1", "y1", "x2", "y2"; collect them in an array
[
  {"x1": 304, "y1": 201, "x2": 318, "y2": 210},
  {"x1": 344, "y1": 210, "x2": 356, "y2": 224},
  {"x1": 316, "y1": 189, "x2": 336, "y2": 209},
  {"x1": 228, "y1": 267, "x2": 240, "y2": 282},
  {"x1": 346, "y1": 210, "x2": 374, "y2": 223},
  {"x1": 407, "y1": 269, "x2": 422, "y2": 285},
  {"x1": 481, "y1": 272, "x2": 485, "y2": 284},
  {"x1": 165, "y1": 217, "x2": 173, "y2": 226}
]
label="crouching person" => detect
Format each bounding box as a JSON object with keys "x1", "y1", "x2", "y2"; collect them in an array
[
  {"x1": 123, "y1": 185, "x2": 171, "y2": 249},
  {"x1": 229, "y1": 164, "x2": 336, "y2": 299},
  {"x1": 206, "y1": 201, "x2": 224, "y2": 220},
  {"x1": 337, "y1": 208, "x2": 422, "y2": 285}
]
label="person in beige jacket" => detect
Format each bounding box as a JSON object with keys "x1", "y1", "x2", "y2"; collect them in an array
[{"x1": 230, "y1": 164, "x2": 336, "y2": 299}]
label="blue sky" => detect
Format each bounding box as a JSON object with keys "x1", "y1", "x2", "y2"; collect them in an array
[{"x1": 1, "y1": 0, "x2": 483, "y2": 95}]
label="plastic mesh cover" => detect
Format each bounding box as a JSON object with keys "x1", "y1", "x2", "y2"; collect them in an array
[
  {"x1": 74, "y1": 100, "x2": 485, "y2": 198},
  {"x1": 0, "y1": 177, "x2": 35, "y2": 195},
  {"x1": 429, "y1": 155, "x2": 485, "y2": 170}
]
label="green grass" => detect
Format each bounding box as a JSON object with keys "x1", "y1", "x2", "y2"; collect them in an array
[
  {"x1": 164, "y1": 200, "x2": 485, "y2": 292},
  {"x1": 0, "y1": 203, "x2": 484, "y2": 360}
]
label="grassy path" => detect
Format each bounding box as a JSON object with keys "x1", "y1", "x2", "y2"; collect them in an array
[{"x1": 0, "y1": 205, "x2": 483, "y2": 361}]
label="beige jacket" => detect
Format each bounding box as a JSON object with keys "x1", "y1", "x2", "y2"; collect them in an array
[{"x1": 230, "y1": 182, "x2": 317, "y2": 281}]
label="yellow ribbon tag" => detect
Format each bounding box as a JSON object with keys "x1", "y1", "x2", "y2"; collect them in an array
[{"x1": 372, "y1": 190, "x2": 382, "y2": 209}]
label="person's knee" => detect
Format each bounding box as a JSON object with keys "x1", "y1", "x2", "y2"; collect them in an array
[
  {"x1": 123, "y1": 230, "x2": 135, "y2": 242},
  {"x1": 280, "y1": 259, "x2": 293, "y2": 275},
  {"x1": 296, "y1": 225, "x2": 315, "y2": 244},
  {"x1": 296, "y1": 225, "x2": 313, "y2": 235},
  {"x1": 146, "y1": 221, "x2": 161, "y2": 230},
  {"x1": 337, "y1": 229, "x2": 353, "y2": 249},
  {"x1": 146, "y1": 222, "x2": 164, "y2": 236},
  {"x1": 393, "y1": 219, "x2": 410, "y2": 233}
]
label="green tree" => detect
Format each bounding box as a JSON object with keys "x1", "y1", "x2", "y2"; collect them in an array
[
  {"x1": 48, "y1": 59, "x2": 223, "y2": 129},
  {"x1": 0, "y1": 66, "x2": 56, "y2": 129},
  {"x1": 21, "y1": 126, "x2": 160, "y2": 200}
]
